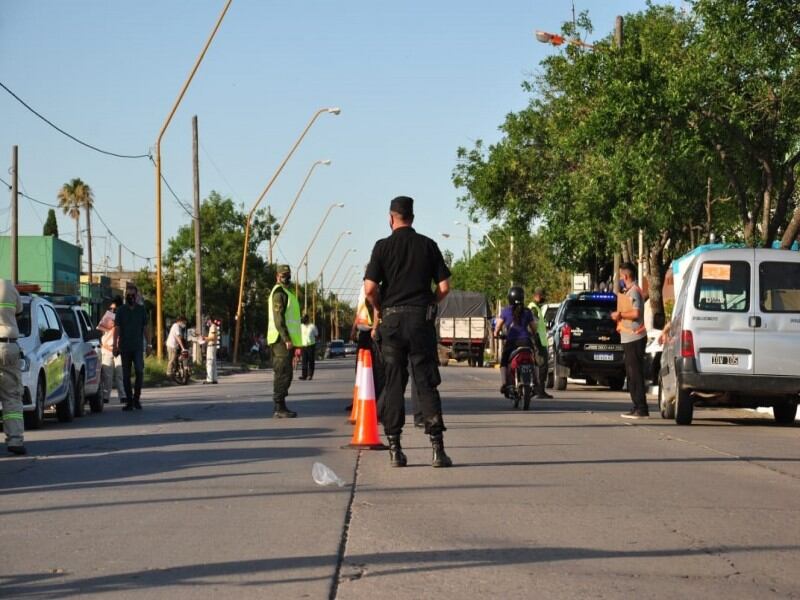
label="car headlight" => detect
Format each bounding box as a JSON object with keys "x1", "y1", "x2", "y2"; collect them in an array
[{"x1": 19, "y1": 355, "x2": 30, "y2": 372}]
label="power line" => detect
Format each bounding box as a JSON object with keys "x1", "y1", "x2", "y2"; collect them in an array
[
  {"x1": 0, "y1": 80, "x2": 151, "y2": 160},
  {"x1": 0, "y1": 174, "x2": 154, "y2": 262},
  {"x1": 148, "y1": 156, "x2": 196, "y2": 220}
]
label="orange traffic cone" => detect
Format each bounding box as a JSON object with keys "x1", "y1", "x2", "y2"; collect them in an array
[
  {"x1": 346, "y1": 349, "x2": 387, "y2": 450},
  {"x1": 348, "y1": 349, "x2": 364, "y2": 424}
]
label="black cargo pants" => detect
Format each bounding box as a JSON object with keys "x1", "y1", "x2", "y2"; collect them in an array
[
  {"x1": 270, "y1": 341, "x2": 293, "y2": 402},
  {"x1": 623, "y1": 336, "x2": 648, "y2": 412},
  {"x1": 378, "y1": 308, "x2": 446, "y2": 436}
]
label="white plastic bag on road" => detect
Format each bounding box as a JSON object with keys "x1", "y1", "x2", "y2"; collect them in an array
[{"x1": 312, "y1": 462, "x2": 346, "y2": 487}]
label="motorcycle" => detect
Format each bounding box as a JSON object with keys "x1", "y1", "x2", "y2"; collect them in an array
[
  {"x1": 506, "y1": 345, "x2": 537, "y2": 410},
  {"x1": 173, "y1": 349, "x2": 191, "y2": 385}
]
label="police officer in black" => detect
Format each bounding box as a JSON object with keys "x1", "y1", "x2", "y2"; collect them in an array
[{"x1": 364, "y1": 196, "x2": 453, "y2": 468}]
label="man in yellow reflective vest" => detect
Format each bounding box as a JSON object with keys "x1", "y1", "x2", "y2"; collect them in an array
[
  {"x1": 268, "y1": 265, "x2": 302, "y2": 418},
  {"x1": 527, "y1": 287, "x2": 554, "y2": 400}
]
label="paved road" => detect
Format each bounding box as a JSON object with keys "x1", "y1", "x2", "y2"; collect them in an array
[{"x1": 2, "y1": 360, "x2": 799, "y2": 599}]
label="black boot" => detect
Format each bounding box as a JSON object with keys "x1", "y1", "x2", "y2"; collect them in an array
[
  {"x1": 273, "y1": 400, "x2": 297, "y2": 419},
  {"x1": 430, "y1": 434, "x2": 453, "y2": 468},
  {"x1": 387, "y1": 434, "x2": 407, "y2": 467}
]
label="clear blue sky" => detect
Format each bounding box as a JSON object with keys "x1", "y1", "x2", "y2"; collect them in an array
[{"x1": 0, "y1": 0, "x2": 678, "y2": 299}]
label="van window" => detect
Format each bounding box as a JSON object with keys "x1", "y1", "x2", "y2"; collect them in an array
[
  {"x1": 760, "y1": 262, "x2": 800, "y2": 313},
  {"x1": 694, "y1": 261, "x2": 750, "y2": 312}
]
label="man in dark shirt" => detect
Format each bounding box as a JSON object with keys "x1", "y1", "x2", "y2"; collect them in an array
[
  {"x1": 364, "y1": 196, "x2": 453, "y2": 468},
  {"x1": 113, "y1": 285, "x2": 149, "y2": 411}
]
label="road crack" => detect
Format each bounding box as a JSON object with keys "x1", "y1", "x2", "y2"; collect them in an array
[{"x1": 329, "y1": 449, "x2": 362, "y2": 600}]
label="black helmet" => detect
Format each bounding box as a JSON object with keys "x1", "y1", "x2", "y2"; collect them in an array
[{"x1": 508, "y1": 286, "x2": 525, "y2": 306}]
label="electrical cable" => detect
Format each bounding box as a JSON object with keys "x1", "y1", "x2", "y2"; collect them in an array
[
  {"x1": 0, "y1": 80, "x2": 151, "y2": 160},
  {"x1": 0, "y1": 175, "x2": 58, "y2": 208},
  {"x1": 148, "y1": 156, "x2": 196, "y2": 220}
]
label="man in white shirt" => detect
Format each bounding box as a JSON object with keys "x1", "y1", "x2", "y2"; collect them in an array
[
  {"x1": 299, "y1": 315, "x2": 318, "y2": 380},
  {"x1": 166, "y1": 316, "x2": 187, "y2": 377}
]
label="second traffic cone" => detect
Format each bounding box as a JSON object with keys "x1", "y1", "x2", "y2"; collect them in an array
[
  {"x1": 348, "y1": 349, "x2": 364, "y2": 424},
  {"x1": 346, "y1": 349, "x2": 387, "y2": 450}
]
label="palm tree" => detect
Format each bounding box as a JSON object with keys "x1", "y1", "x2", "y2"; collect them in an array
[{"x1": 57, "y1": 179, "x2": 95, "y2": 275}]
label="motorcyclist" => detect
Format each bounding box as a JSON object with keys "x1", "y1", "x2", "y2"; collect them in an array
[{"x1": 493, "y1": 286, "x2": 538, "y2": 395}]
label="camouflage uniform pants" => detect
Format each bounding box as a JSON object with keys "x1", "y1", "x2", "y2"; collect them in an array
[{"x1": 271, "y1": 341, "x2": 293, "y2": 402}]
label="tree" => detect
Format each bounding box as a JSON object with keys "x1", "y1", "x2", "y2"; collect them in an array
[
  {"x1": 163, "y1": 191, "x2": 277, "y2": 349},
  {"x1": 57, "y1": 178, "x2": 93, "y2": 246},
  {"x1": 43, "y1": 209, "x2": 59, "y2": 237}
]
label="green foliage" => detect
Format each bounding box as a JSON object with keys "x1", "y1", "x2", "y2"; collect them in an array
[
  {"x1": 163, "y1": 191, "x2": 276, "y2": 345},
  {"x1": 43, "y1": 209, "x2": 59, "y2": 237},
  {"x1": 57, "y1": 178, "x2": 93, "y2": 245}
]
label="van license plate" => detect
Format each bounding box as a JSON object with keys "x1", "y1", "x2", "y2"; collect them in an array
[
  {"x1": 593, "y1": 353, "x2": 614, "y2": 361},
  {"x1": 711, "y1": 354, "x2": 739, "y2": 366}
]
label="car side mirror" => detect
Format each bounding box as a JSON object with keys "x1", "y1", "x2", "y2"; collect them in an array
[{"x1": 41, "y1": 328, "x2": 62, "y2": 343}]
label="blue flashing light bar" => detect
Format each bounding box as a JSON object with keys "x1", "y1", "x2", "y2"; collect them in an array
[{"x1": 579, "y1": 292, "x2": 617, "y2": 301}]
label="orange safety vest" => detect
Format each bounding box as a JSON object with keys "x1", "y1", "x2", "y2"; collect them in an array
[{"x1": 616, "y1": 284, "x2": 647, "y2": 336}]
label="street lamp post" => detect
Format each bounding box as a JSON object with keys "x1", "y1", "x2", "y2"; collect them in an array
[
  {"x1": 269, "y1": 159, "x2": 331, "y2": 262},
  {"x1": 327, "y1": 250, "x2": 356, "y2": 292},
  {"x1": 534, "y1": 29, "x2": 595, "y2": 50},
  {"x1": 232, "y1": 107, "x2": 340, "y2": 363},
  {"x1": 294, "y1": 202, "x2": 345, "y2": 294},
  {"x1": 154, "y1": 0, "x2": 232, "y2": 360},
  {"x1": 454, "y1": 221, "x2": 472, "y2": 261}
]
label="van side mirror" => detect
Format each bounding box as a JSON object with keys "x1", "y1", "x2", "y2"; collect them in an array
[{"x1": 41, "y1": 328, "x2": 62, "y2": 343}]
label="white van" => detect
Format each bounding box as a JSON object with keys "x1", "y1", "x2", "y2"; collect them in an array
[{"x1": 658, "y1": 247, "x2": 800, "y2": 425}]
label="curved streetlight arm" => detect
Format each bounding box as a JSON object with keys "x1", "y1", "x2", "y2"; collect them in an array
[
  {"x1": 154, "y1": 0, "x2": 233, "y2": 359},
  {"x1": 270, "y1": 159, "x2": 331, "y2": 256},
  {"x1": 232, "y1": 107, "x2": 339, "y2": 362},
  {"x1": 316, "y1": 230, "x2": 351, "y2": 282},
  {"x1": 295, "y1": 203, "x2": 344, "y2": 275},
  {"x1": 330, "y1": 261, "x2": 358, "y2": 293},
  {"x1": 327, "y1": 250, "x2": 356, "y2": 291}
]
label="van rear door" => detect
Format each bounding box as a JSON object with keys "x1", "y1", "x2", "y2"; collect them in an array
[
  {"x1": 754, "y1": 252, "x2": 800, "y2": 377},
  {"x1": 691, "y1": 256, "x2": 755, "y2": 376}
]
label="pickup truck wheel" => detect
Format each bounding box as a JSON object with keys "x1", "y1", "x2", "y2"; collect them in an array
[
  {"x1": 674, "y1": 381, "x2": 693, "y2": 425},
  {"x1": 773, "y1": 400, "x2": 798, "y2": 425},
  {"x1": 73, "y1": 372, "x2": 86, "y2": 417},
  {"x1": 56, "y1": 374, "x2": 75, "y2": 423},
  {"x1": 24, "y1": 375, "x2": 46, "y2": 430},
  {"x1": 555, "y1": 376, "x2": 567, "y2": 391},
  {"x1": 658, "y1": 376, "x2": 675, "y2": 420}
]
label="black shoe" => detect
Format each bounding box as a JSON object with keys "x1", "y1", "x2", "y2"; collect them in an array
[
  {"x1": 308, "y1": 376, "x2": 313, "y2": 381},
  {"x1": 430, "y1": 434, "x2": 453, "y2": 468},
  {"x1": 299, "y1": 376, "x2": 307, "y2": 380},
  {"x1": 273, "y1": 402, "x2": 297, "y2": 418},
  {"x1": 7, "y1": 445, "x2": 27, "y2": 456},
  {"x1": 413, "y1": 414, "x2": 425, "y2": 428},
  {"x1": 133, "y1": 398, "x2": 142, "y2": 410},
  {"x1": 535, "y1": 392, "x2": 554, "y2": 400},
  {"x1": 387, "y1": 435, "x2": 407, "y2": 467},
  {"x1": 122, "y1": 402, "x2": 134, "y2": 411},
  {"x1": 621, "y1": 409, "x2": 648, "y2": 419}
]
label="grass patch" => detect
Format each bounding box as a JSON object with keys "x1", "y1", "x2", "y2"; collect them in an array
[{"x1": 143, "y1": 356, "x2": 170, "y2": 387}]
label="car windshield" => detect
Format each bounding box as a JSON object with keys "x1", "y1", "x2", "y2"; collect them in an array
[
  {"x1": 564, "y1": 302, "x2": 615, "y2": 322},
  {"x1": 56, "y1": 307, "x2": 80, "y2": 338},
  {"x1": 330, "y1": 341, "x2": 344, "y2": 348},
  {"x1": 18, "y1": 303, "x2": 32, "y2": 337}
]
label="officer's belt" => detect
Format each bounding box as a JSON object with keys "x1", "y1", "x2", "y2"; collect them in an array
[
  {"x1": 0, "y1": 337, "x2": 17, "y2": 343},
  {"x1": 382, "y1": 305, "x2": 427, "y2": 316}
]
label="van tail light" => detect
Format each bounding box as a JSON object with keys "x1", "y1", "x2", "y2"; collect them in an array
[
  {"x1": 561, "y1": 324, "x2": 572, "y2": 350},
  {"x1": 681, "y1": 330, "x2": 695, "y2": 358}
]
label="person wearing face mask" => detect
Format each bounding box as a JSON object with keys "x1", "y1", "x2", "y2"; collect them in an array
[
  {"x1": 113, "y1": 285, "x2": 149, "y2": 411},
  {"x1": 97, "y1": 296, "x2": 125, "y2": 404},
  {"x1": 166, "y1": 316, "x2": 188, "y2": 378},
  {"x1": 611, "y1": 262, "x2": 648, "y2": 419},
  {"x1": 267, "y1": 265, "x2": 303, "y2": 418}
]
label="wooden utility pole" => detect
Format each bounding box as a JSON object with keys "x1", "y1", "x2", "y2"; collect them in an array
[
  {"x1": 86, "y1": 204, "x2": 93, "y2": 288},
  {"x1": 192, "y1": 115, "x2": 203, "y2": 365},
  {"x1": 10, "y1": 146, "x2": 18, "y2": 284},
  {"x1": 118, "y1": 243, "x2": 123, "y2": 272}
]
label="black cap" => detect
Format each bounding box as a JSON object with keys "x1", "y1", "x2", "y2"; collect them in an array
[{"x1": 389, "y1": 196, "x2": 414, "y2": 219}]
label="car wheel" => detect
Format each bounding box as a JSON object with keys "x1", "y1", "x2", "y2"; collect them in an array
[
  {"x1": 773, "y1": 400, "x2": 798, "y2": 425},
  {"x1": 56, "y1": 374, "x2": 75, "y2": 423},
  {"x1": 24, "y1": 374, "x2": 46, "y2": 430},
  {"x1": 608, "y1": 377, "x2": 625, "y2": 391},
  {"x1": 658, "y1": 375, "x2": 675, "y2": 420},
  {"x1": 88, "y1": 378, "x2": 104, "y2": 413},
  {"x1": 675, "y1": 380, "x2": 693, "y2": 425},
  {"x1": 74, "y1": 372, "x2": 86, "y2": 417},
  {"x1": 555, "y1": 376, "x2": 567, "y2": 391}
]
